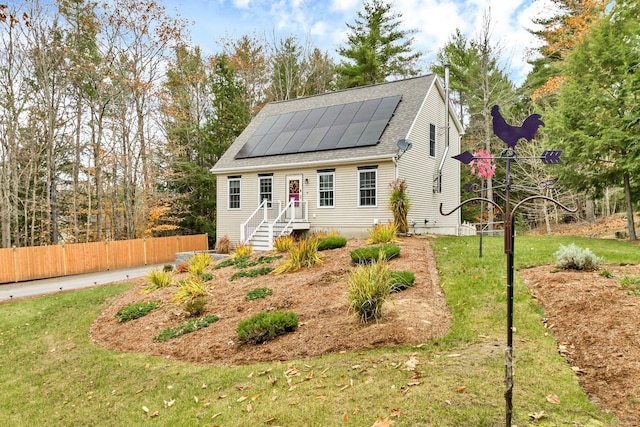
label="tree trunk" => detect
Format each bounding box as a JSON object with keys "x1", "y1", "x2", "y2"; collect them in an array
[
  {"x1": 623, "y1": 172, "x2": 637, "y2": 241},
  {"x1": 585, "y1": 199, "x2": 595, "y2": 223}
]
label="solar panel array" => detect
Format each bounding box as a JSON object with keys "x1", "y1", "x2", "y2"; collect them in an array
[{"x1": 234, "y1": 95, "x2": 402, "y2": 159}]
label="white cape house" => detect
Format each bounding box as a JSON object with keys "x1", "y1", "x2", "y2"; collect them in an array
[{"x1": 211, "y1": 74, "x2": 465, "y2": 250}]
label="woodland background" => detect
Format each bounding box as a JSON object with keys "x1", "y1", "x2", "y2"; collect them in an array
[{"x1": 1, "y1": 0, "x2": 637, "y2": 249}]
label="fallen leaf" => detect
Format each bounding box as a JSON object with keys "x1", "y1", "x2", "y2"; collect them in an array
[
  {"x1": 546, "y1": 394, "x2": 561, "y2": 404},
  {"x1": 150, "y1": 411, "x2": 159, "y2": 418},
  {"x1": 251, "y1": 394, "x2": 261, "y2": 401},
  {"x1": 390, "y1": 408, "x2": 401, "y2": 417},
  {"x1": 142, "y1": 406, "x2": 149, "y2": 414},
  {"x1": 246, "y1": 402, "x2": 252, "y2": 412},
  {"x1": 342, "y1": 412, "x2": 349, "y2": 422},
  {"x1": 163, "y1": 399, "x2": 175, "y2": 408},
  {"x1": 404, "y1": 356, "x2": 419, "y2": 371},
  {"x1": 193, "y1": 396, "x2": 199, "y2": 403},
  {"x1": 237, "y1": 395, "x2": 248, "y2": 403},
  {"x1": 456, "y1": 385, "x2": 467, "y2": 393},
  {"x1": 211, "y1": 412, "x2": 222, "y2": 419},
  {"x1": 371, "y1": 417, "x2": 394, "y2": 427},
  {"x1": 529, "y1": 410, "x2": 546, "y2": 420}
]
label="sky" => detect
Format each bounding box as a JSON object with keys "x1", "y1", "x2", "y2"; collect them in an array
[{"x1": 163, "y1": 0, "x2": 555, "y2": 85}]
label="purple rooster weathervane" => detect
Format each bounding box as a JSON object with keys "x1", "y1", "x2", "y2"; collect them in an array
[{"x1": 440, "y1": 105, "x2": 576, "y2": 426}]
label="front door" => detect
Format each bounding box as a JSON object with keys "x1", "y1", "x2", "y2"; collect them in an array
[{"x1": 286, "y1": 175, "x2": 302, "y2": 219}]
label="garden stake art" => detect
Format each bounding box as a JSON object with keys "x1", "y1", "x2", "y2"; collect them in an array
[{"x1": 440, "y1": 106, "x2": 576, "y2": 426}]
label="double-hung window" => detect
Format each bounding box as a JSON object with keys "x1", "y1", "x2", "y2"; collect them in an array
[
  {"x1": 317, "y1": 169, "x2": 335, "y2": 208},
  {"x1": 358, "y1": 166, "x2": 377, "y2": 207},
  {"x1": 228, "y1": 176, "x2": 241, "y2": 209},
  {"x1": 258, "y1": 174, "x2": 273, "y2": 208},
  {"x1": 429, "y1": 123, "x2": 436, "y2": 157}
]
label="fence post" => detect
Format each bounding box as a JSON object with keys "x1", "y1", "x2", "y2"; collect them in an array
[
  {"x1": 13, "y1": 246, "x2": 18, "y2": 283},
  {"x1": 105, "y1": 240, "x2": 110, "y2": 271}
]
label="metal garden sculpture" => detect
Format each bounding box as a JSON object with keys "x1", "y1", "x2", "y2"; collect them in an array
[{"x1": 440, "y1": 106, "x2": 576, "y2": 426}]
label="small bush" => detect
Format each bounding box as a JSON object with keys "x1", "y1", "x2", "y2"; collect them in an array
[
  {"x1": 236, "y1": 311, "x2": 299, "y2": 344},
  {"x1": 347, "y1": 257, "x2": 391, "y2": 323},
  {"x1": 199, "y1": 272, "x2": 214, "y2": 282},
  {"x1": 554, "y1": 243, "x2": 602, "y2": 271},
  {"x1": 184, "y1": 297, "x2": 207, "y2": 317},
  {"x1": 232, "y1": 244, "x2": 254, "y2": 259},
  {"x1": 214, "y1": 256, "x2": 244, "y2": 270},
  {"x1": 599, "y1": 269, "x2": 614, "y2": 278},
  {"x1": 176, "y1": 262, "x2": 189, "y2": 273},
  {"x1": 231, "y1": 267, "x2": 274, "y2": 281},
  {"x1": 188, "y1": 253, "x2": 212, "y2": 276},
  {"x1": 350, "y1": 244, "x2": 400, "y2": 264},
  {"x1": 153, "y1": 315, "x2": 220, "y2": 342},
  {"x1": 367, "y1": 222, "x2": 398, "y2": 244},
  {"x1": 234, "y1": 255, "x2": 281, "y2": 269},
  {"x1": 141, "y1": 269, "x2": 173, "y2": 294},
  {"x1": 163, "y1": 264, "x2": 174, "y2": 272},
  {"x1": 274, "y1": 235, "x2": 295, "y2": 253},
  {"x1": 317, "y1": 236, "x2": 347, "y2": 251},
  {"x1": 389, "y1": 270, "x2": 416, "y2": 292},
  {"x1": 245, "y1": 287, "x2": 273, "y2": 301},
  {"x1": 215, "y1": 235, "x2": 232, "y2": 254},
  {"x1": 115, "y1": 300, "x2": 161, "y2": 322},
  {"x1": 273, "y1": 236, "x2": 321, "y2": 274},
  {"x1": 170, "y1": 277, "x2": 208, "y2": 303}
]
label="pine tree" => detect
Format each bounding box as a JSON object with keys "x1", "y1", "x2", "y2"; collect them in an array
[{"x1": 336, "y1": 0, "x2": 421, "y2": 88}]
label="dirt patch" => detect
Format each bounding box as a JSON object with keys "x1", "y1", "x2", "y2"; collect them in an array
[
  {"x1": 89, "y1": 237, "x2": 452, "y2": 366},
  {"x1": 520, "y1": 265, "x2": 640, "y2": 426}
]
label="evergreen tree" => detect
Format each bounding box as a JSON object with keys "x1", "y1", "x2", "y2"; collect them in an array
[
  {"x1": 549, "y1": 0, "x2": 640, "y2": 240},
  {"x1": 336, "y1": 0, "x2": 421, "y2": 88}
]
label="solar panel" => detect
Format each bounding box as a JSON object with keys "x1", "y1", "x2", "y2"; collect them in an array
[{"x1": 234, "y1": 95, "x2": 401, "y2": 159}]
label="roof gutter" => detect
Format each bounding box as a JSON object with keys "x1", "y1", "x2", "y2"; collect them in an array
[{"x1": 211, "y1": 153, "x2": 396, "y2": 175}]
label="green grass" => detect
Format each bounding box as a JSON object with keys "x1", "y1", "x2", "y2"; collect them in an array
[{"x1": 2, "y1": 235, "x2": 639, "y2": 425}]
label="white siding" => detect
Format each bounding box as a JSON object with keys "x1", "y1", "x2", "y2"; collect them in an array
[
  {"x1": 214, "y1": 161, "x2": 397, "y2": 244},
  {"x1": 397, "y1": 83, "x2": 461, "y2": 235}
]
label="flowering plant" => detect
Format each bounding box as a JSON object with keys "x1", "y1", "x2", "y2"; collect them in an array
[{"x1": 469, "y1": 149, "x2": 496, "y2": 179}]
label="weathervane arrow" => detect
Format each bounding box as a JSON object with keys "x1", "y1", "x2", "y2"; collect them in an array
[{"x1": 541, "y1": 150, "x2": 563, "y2": 165}]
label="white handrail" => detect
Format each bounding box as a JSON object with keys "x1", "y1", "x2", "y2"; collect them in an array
[{"x1": 240, "y1": 199, "x2": 268, "y2": 243}]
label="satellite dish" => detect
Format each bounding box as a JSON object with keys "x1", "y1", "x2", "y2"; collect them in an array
[
  {"x1": 396, "y1": 139, "x2": 412, "y2": 151},
  {"x1": 395, "y1": 139, "x2": 412, "y2": 159}
]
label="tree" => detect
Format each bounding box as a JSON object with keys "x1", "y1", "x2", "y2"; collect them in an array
[
  {"x1": 548, "y1": 0, "x2": 640, "y2": 240},
  {"x1": 432, "y1": 13, "x2": 515, "y2": 227},
  {"x1": 336, "y1": 0, "x2": 421, "y2": 88}
]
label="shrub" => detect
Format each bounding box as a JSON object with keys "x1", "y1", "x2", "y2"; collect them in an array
[
  {"x1": 188, "y1": 253, "x2": 212, "y2": 276},
  {"x1": 115, "y1": 300, "x2": 161, "y2": 322},
  {"x1": 350, "y1": 244, "x2": 400, "y2": 265},
  {"x1": 317, "y1": 236, "x2": 347, "y2": 251},
  {"x1": 367, "y1": 222, "x2": 398, "y2": 244},
  {"x1": 215, "y1": 235, "x2": 232, "y2": 254},
  {"x1": 163, "y1": 264, "x2": 174, "y2": 272},
  {"x1": 230, "y1": 267, "x2": 274, "y2": 281},
  {"x1": 153, "y1": 315, "x2": 220, "y2": 342},
  {"x1": 273, "y1": 236, "x2": 321, "y2": 274},
  {"x1": 176, "y1": 262, "x2": 189, "y2": 273},
  {"x1": 389, "y1": 178, "x2": 411, "y2": 234},
  {"x1": 245, "y1": 287, "x2": 273, "y2": 301},
  {"x1": 347, "y1": 257, "x2": 391, "y2": 323},
  {"x1": 389, "y1": 270, "x2": 416, "y2": 292},
  {"x1": 184, "y1": 297, "x2": 207, "y2": 317},
  {"x1": 554, "y1": 243, "x2": 602, "y2": 271},
  {"x1": 599, "y1": 269, "x2": 614, "y2": 278},
  {"x1": 141, "y1": 269, "x2": 173, "y2": 294},
  {"x1": 232, "y1": 244, "x2": 254, "y2": 259},
  {"x1": 274, "y1": 235, "x2": 295, "y2": 253},
  {"x1": 199, "y1": 272, "x2": 214, "y2": 282},
  {"x1": 170, "y1": 277, "x2": 208, "y2": 303},
  {"x1": 236, "y1": 311, "x2": 299, "y2": 344},
  {"x1": 234, "y1": 255, "x2": 281, "y2": 269}
]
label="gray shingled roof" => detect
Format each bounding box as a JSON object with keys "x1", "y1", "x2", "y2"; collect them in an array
[{"x1": 211, "y1": 74, "x2": 437, "y2": 173}]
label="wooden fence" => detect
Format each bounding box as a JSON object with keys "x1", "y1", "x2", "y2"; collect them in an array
[{"x1": 0, "y1": 235, "x2": 208, "y2": 284}]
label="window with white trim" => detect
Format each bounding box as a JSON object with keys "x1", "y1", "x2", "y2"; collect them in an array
[
  {"x1": 228, "y1": 176, "x2": 241, "y2": 209},
  {"x1": 358, "y1": 166, "x2": 377, "y2": 207},
  {"x1": 258, "y1": 175, "x2": 273, "y2": 207},
  {"x1": 317, "y1": 169, "x2": 335, "y2": 208},
  {"x1": 429, "y1": 123, "x2": 436, "y2": 157}
]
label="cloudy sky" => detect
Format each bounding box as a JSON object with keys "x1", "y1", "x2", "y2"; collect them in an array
[{"x1": 163, "y1": 0, "x2": 555, "y2": 85}]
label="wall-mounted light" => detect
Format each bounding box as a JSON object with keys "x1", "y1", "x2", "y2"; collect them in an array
[{"x1": 304, "y1": 178, "x2": 309, "y2": 184}]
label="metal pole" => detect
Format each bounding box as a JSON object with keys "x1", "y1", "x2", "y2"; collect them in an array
[{"x1": 504, "y1": 153, "x2": 514, "y2": 426}]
